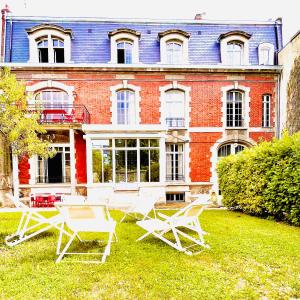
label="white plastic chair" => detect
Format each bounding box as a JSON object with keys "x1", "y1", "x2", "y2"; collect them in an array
[
  {"x1": 120, "y1": 194, "x2": 157, "y2": 222},
  {"x1": 55, "y1": 203, "x2": 117, "y2": 263},
  {"x1": 136, "y1": 199, "x2": 210, "y2": 255},
  {"x1": 62, "y1": 195, "x2": 86, "y2": 204},
  {"x1": 5, "y1": 193, "x2": 70, "y2": 247}
]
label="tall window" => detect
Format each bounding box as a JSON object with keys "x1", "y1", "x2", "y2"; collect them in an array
[
  {"x1": 166, "y1": 144, "x2": 184, "y2": 181},
  {"x1": 226, "y1": 90, "x2": 244, "y2": 127},
  {"x1": 218, "y1": 143, "x2": 245, "y2": 158},
  {"x1": 227, "y1": 41, "x2": 243, "y2": 65},
  {"x1": 37, "y1": 146, "x2": 70, "y2": 183},
  {"x1": 116, "y1": 90, "x2": 135, "y2": 125},
  {"x1": 165, "y1": 90, "x2": 185, "y2": 127},
  {"x1": 37, "y1": 37, "x2": 65, "y2": 63},
  {"x1": 92, "y1": 139, "x2": 159, "y2": 183},
  {"x1": 35, "y1": 90, "x2": 69, "y2": 106},
  {"x1": 53, "y1": 38, "x2": 65, "y2": 63},
  {"x1": 259, "y1": 43, "x2": 274, "y2": 65},
  {"x1": 262, "y1": 94, "x2": 271, "y2": 127},
  {"x1": 166, "y1": 41, "x2": 183, "y2": 64},
  {"x1": 37, "y1": 39, "x2": 49, "y2": 63},
  {"x1": 117, "y1": 41, "x2": 133, "y2": 64}
]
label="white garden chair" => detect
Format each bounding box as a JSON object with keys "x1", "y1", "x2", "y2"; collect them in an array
[
  {"x1": 55, "y1": 203, "x2": 117, "y2": 263},
  {"x1": 120, "y1": 194, "x2": 157, "y2": 223},
  {"x1": 136, "y1": 198, "x2": 210, "y2": 255},
  {"x1": 5, "y1": 194, "x2": 70, "y2": 247}
]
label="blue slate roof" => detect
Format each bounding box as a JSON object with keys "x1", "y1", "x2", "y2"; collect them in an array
[{"x1": 4, "y1": 17, "x2": 282, "y2": 65}]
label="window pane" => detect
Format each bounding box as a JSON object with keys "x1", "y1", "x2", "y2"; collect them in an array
[
  {"x1": 150, "y1": 139, "x2": 159, "y2": 147},
  {"x1": 115, "y1": 139, "x2": 125, "y2": 147},
  {"x1": 115, "y1": 150, "x2": 126, "y2": 182},
  {"x1": 166, "y1": 42, "x2": 183, "y2": 64},
  {"x1": 92, "y1": 149, "x2": 102, "y2": 183},
  {"x1": 150, "y1": 149, "x2": 160, "y2": 182},
  {"x1": 127, "y1": 150, "x2": 137, "y2": 182},
  {"x1": 127, "y1": 139, "x2": 137, "y2": 147},
  {"x1": 227, "y1": 42, "x2": 243, "y2": 65},
  {"x1": 103, "y1": 149, "x2": 113, "y2": 182},
  {"x1": 117, "y1": 90, "x2": 135, "y2": 125},
  {"x1": 140, "y1": 149, "x2": 149, "y2": 182},
  {"x1": 140, "y1": 139, "x2": 149, "y2": 147}
]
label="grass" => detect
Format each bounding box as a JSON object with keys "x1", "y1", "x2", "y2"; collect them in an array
[{"x1": 0, "y1": 210, "x2": 299, "y2": 299}]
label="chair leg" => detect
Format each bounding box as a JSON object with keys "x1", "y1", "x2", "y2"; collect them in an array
[
  {"x1": 56, "y1": 222, "x2": 65, "y2": 255},
  {"x1": 102, "y1": 230, "x2": 114, "y2": 263},
  {"x1": 56, "y1": 232, "x2": 76, "y2": 263}
]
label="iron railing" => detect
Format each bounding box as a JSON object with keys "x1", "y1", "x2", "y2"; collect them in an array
[
  {"x1": 36, "y1": 176, "x2": 71, "y2": 184},
  {"x1": 166, "y1": 174, "x2": 185, "y2": 181},
  {"x1": 166, "y1": 118, "x2": 185, "y2": 128},
  {"x1": 27, "y1": 104, "x2": 90, "y2": 124}
]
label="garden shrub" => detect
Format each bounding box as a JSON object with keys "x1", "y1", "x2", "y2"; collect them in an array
[{"x1": 217, "y1": 132, "x2": 300, "y2": 225}]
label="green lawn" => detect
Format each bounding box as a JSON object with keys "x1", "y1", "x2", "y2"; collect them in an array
[{"x1": 0, "y1": 210, "x2": 299, "y2": 299}]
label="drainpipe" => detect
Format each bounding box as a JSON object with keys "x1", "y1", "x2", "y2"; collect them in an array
[
  {"x1": 0, "y1": 5, "x2": 10, "y2": 62},
  {"x1": 8, "y1": 14, "x2": 12, "y2": 62}
]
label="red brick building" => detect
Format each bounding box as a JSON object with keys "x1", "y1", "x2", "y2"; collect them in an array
[{"x1": 1, "y1": 12, "x2": 282, "y2": 203}]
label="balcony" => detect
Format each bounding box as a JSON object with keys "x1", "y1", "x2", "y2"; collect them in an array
[
  {"x1": 166, "y1": 174, "x2": 185, "y2": 181},
  {"x1": 27, "y1": 104, "x2": 90, "y2": 124},
  {"x1": 166, "y1": 118, "x2": 185, "y2": 128}
]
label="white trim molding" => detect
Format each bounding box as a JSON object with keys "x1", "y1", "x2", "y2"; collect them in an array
[
  {"x1": 158, "y1": 30, "x2": 190, "y2": 64},
  {"x1": 219, "y1": 31, "x2": 251, "y2": 65},
  {"x1": 258, "y1": 43, "x2": 275, "y2": 65},
  {"x1": 110, "y1": 81, "x2": 141, "y2": 125},
  {"x1": 209, "y1": 136, "x2": 255, "y2": 192},
  {"x1": 221, "y1": 84, "x2": 251, "y2": 129},
  {"x1": 159, "y1": 81, "x2": 191, "y2": 128},
  {"x1": 26, "y1": 24, "x2": 72, "y2": 63},
  {"x1": 108, "y1": 28, "x2": 140, "y2": 64},
  {"x1": 26, "y1": 80, "x2": 75, "y2": 104}
]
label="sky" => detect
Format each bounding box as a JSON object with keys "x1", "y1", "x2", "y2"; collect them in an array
[{"x1": 1, "y1": 0, "x2": 299, "y2": 45}]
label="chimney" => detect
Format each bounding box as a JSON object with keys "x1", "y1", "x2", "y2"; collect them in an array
[
  {"x1": 194, "y1": 12, "x2": 206, "y2": 20},
  {"x1": 1, "y1": 4, "x2": 11, "y2": 62}
]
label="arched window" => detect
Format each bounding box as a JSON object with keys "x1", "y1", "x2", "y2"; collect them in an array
[
  {"x1": 35, "y1": 90, "x2": 69, "y2": 106},
  {"x1": 26, "y1": 24, "x2": 72, "y2": 63},
  {"x1": 116, "y1": 90, "x2": 136, "y2": 125},
  {"x1": 218, "y1": 143, "x2": 246, "y2": 157},
  {"x1": 165, "y1": 89, "x2": 185, "y2": 127},
  {"x1": 226, "y1": 90, "x2": 244, "y2": 127},
  {"x1": 117, "y1": 41, "x2": 133, "y2": 64},
  {"x1": 166, "y1": 41, "x2": 183, "y2": 64},
  {"x1": 227, "y1": 41, "x2": 243, "y2": 65},
  {"x1": 262, "y1": 94, "x2": 271, "y2": 127},
  {"x1": 37, "y1": 38, "x2": 49, "y2": 63}
]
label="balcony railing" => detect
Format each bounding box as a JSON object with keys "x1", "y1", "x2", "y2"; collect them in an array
[
  {"x1": 166, "y1": 118, "x2": 185, "y2": 128},
  {"x1": 27, "y1": 104, "x2": 90, "y2": 124},
  {"x1": 166, "y1": 174, "x2": 185, "y2": 181},
  {"x1": 36, "y1": 176, "x2": 71, "y2": 184}
]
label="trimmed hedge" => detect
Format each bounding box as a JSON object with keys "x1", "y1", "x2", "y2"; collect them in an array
[{"x1": 217, "y1": 132, "x2": 300, "y2": 226}]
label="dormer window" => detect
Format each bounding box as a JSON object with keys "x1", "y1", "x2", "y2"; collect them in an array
[
  {"x1": 227, "y1": 41, "x2": 243, "y2": 65},
  {"x1": 26, "y1": 24, "x2": 72, "y2": 63},
  {"x1": 108, "y1": 28, "x2": 140, "y2": 64},
  {"x1": 166, "y1": 41, "x2": 183, "y2": 64},
  {"x1": 117, "y1": 41, "x2": 133, "y2": 64},
  {"x1": 37, "y1": 39, "x2": 49, "y2": 63},
  {"x1": 219, "y1": 31, "x2": 251, "y2": 65},
  {"x1": 158, "y1": 30, "x2": 190, "y2": 64},
  {"x1": 258, "y1": 43, "x2": 274, "y2": 65}
]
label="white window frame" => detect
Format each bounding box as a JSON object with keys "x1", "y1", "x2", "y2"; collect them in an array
[
  {"x1": 27, "y1": 25, "x2": 72, "y2": 63},
  {"x1": 166, "y1": 143, "x2": 184, "y2": 181},
  {"x1": 91, "y1": 138, "x2": 160, "y2": 184},
  {"x1": 159, "y1": 32, "x2": 189, "y2": 64},
  {"x1": 159, "y1": 82, "x2": 191, "y2": 129},
  {"x1": 109, "y1": 30, "x2": 140, "y2": 64},
  {"x1": 226, "y1": 90, "x2": 244, "y2": 128},
  {"x1": 217, "y1": 143, "x2": 246, "y2": 158},
  {"x1": 110, "y1": 81, "x2": 141, "y2": 126},
  {"x1": 26, "y1": 81, "x2": 74, "y2": 105},
  {"x1": 220, "y1": 34, "x2": 250, "y2": 65},
  {"x1": 221, "y1": 84, "x2": 250, "y2": 129},
  {"x1": 36, "y1": 144, "x2": 71, "y2": 184},
  {"x1": 262, "y1": 94, "x2": 271, "y2": 127},
  {"x1": 258, "y1": 43, "x2": 274, "y2": 65}
]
